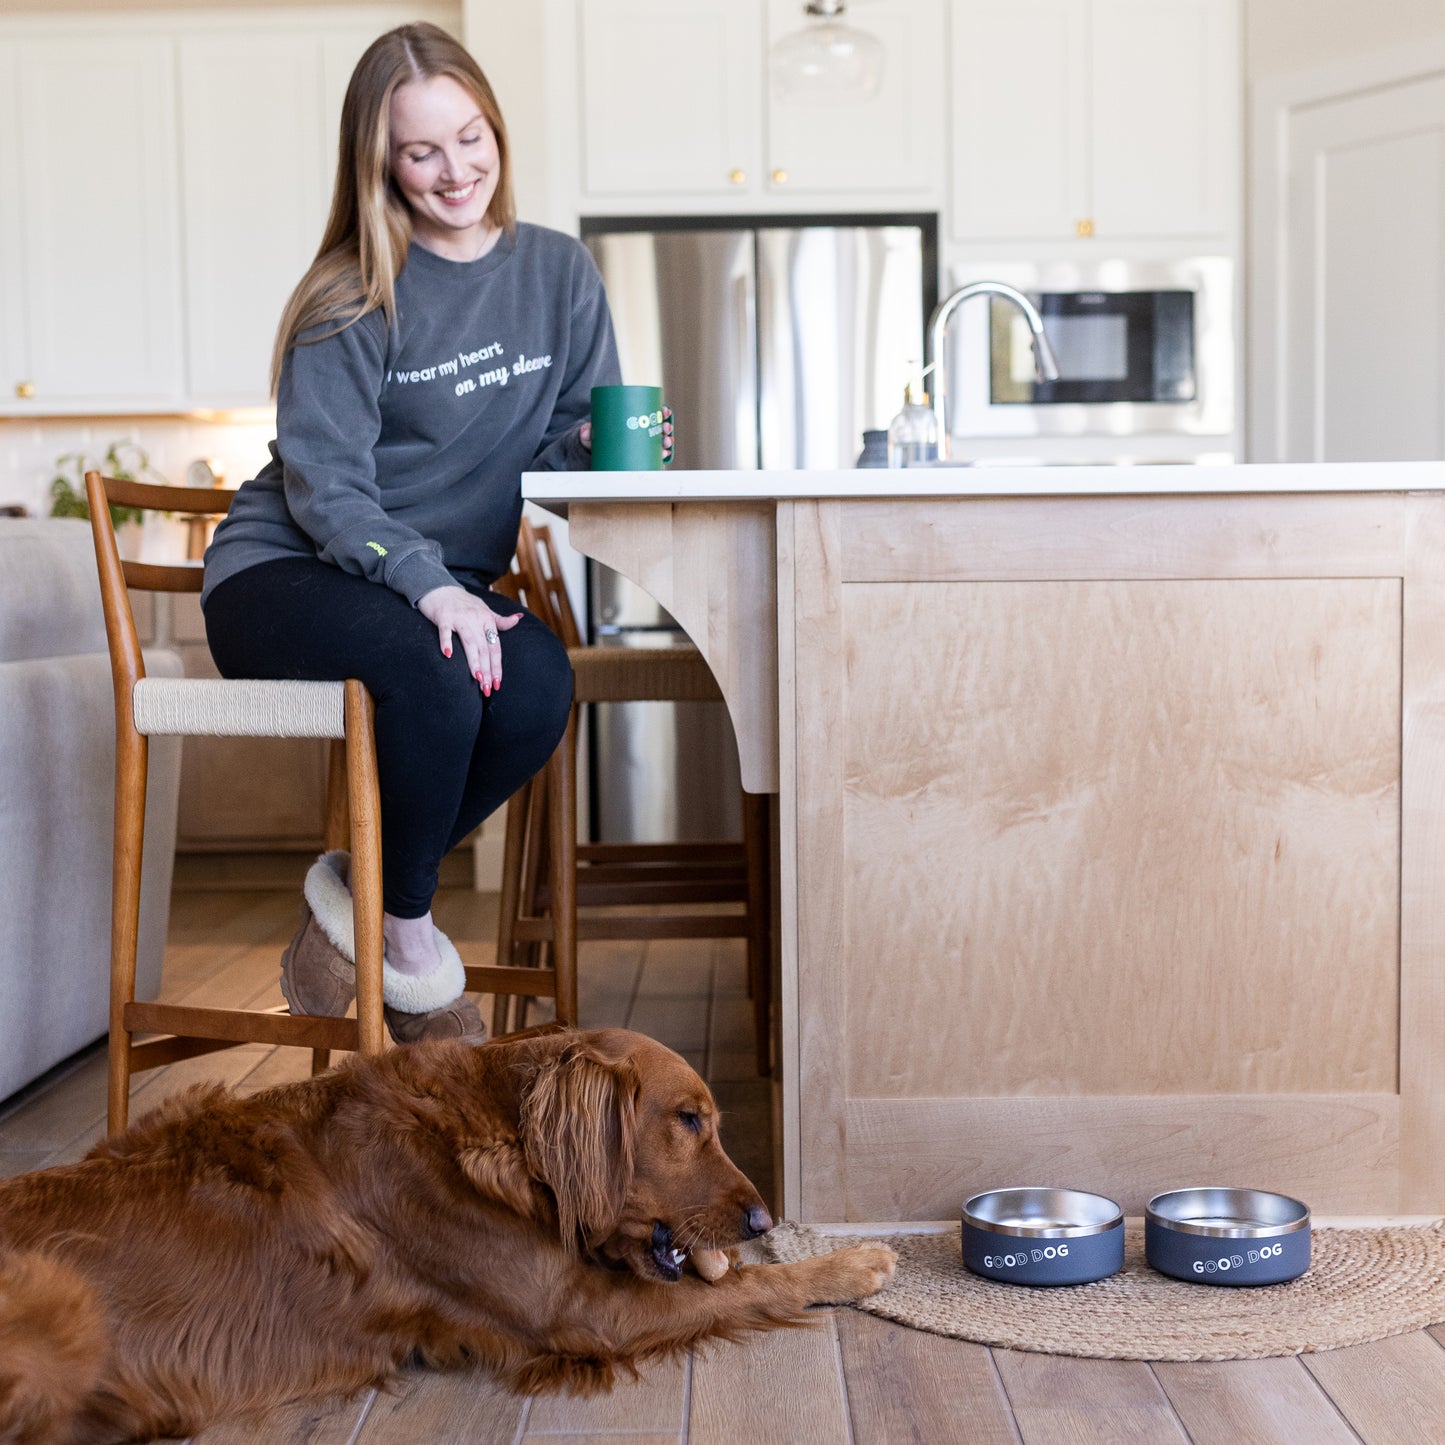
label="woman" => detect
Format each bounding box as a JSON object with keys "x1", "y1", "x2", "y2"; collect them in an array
[{"x1": 203, "y1": 23, "x2": 652, "y2": 1042}]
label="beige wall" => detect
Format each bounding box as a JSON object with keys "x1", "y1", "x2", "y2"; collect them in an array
[{"x1": 1247, "y1": 0, "x2": 1445, "y2": 81}]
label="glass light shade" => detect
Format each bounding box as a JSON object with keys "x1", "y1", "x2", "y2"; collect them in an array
[{"x1": 770, "y1": 16, "x2": 885, "y2": 105}]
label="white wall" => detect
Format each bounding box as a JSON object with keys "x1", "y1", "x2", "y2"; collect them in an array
[
  {"x1": 1247, "y1": 0, "x2": 1445, "y2": 81},
  {"x1": 0, "y1": 415, "x2": 277, "y2": 518}
]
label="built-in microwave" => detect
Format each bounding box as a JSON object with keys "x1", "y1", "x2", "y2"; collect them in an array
[{"x1": 943, "y1": 257, "x2": 1234, "y2": 446}]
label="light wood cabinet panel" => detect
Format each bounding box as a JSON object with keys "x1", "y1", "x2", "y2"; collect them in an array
[
  {"x1": 561, "y1": 484, "x2": 1445, "y2": 1223},
  {"x1": 6, "y1": 35, "x2": 183, "y2": 411},
  {"x1": 579, "y1": 0, "x2": 761, "y2": 197}
]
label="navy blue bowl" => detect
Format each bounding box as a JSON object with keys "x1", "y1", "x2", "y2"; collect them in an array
[
  {"x1": 1146, "y1": 1188, "x2": 1311, "y2": 1286},
  {"x1": 962, "y1": 1188, "x2": 1125, "y2": 1286}
]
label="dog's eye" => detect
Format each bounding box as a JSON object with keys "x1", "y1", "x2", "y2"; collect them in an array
[{"x1": 677, "y1": 1110, "x2": 703, "y2": 1133}]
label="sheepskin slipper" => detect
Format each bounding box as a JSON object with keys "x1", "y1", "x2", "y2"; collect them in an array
[
  {"x1": 282, "y1": 849, "x2": 469, "y2": 1018},
  {"x1": 383, "y1": 995, "x2": 487, "y2": 1044}
]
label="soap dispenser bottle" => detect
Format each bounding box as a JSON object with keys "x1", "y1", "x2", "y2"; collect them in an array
[{"x1": 887, "y1": 368, "x2": 939, "y2": 468}]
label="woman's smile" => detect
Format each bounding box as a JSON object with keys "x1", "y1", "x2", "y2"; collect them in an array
[{"x1": 389, "y1": 74, "x2": 501, "y2": 261}]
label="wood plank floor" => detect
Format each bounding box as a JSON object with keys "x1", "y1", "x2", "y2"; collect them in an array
[{"x1": 2, "y1": 853, "x2": 1443, "y2": 1443}]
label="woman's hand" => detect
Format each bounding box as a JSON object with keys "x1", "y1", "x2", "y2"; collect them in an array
[
  {"x1": 417, "y1": 585, "x2": 522, "y2": 696},
  {"x1": 579, "y1": 407, "x2": 675, "y2": 462}
]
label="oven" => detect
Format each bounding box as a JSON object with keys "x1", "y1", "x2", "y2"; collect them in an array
[{"x1": 943, "y1": 257, "x2": 1235, "y2": 448}]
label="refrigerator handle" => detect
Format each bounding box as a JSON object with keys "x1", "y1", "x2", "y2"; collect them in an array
[{"x1": 734, "y1": 268, "x2": 760, "y2": 471}]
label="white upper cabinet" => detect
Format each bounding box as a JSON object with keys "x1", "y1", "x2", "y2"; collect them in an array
[
  {"x1": 0, "y1": 42, "x2": 26, "y2": 409},
  {"x1": 950, "y1": 0, "x2": 1088, "y2": 239},
  {"x1": 3, "y1": 34, "x2": 183, "y2": 412},
  {"x1": 1089, "y1": 0, "x2": 1235, "y2": 238},
  {"x1": 950, "y1": 0, "x2": 1238, "y2": 242},
  {"x1": 179, "y1": 35, "x2": 329, "y2": 407},
  {"x1": 764, "y1": 0, "x2": 944, "y2": 194},
  {"x1": 178, "y1": 23, "x2": 403, "y2": 407},
  {"x1": 578, "y1": 0, "x2": 942, "y2": 206},
  {"x1": 580, "y1": 0, "x2": 761, "y2": 196},
  {"x1": 0, "y1": 8, "x2": 454, "y2": 416}
]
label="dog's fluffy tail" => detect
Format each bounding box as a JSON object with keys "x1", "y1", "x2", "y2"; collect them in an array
[{"x1": 0, "y1": 1248, "x2": 109, "y2": 1443}]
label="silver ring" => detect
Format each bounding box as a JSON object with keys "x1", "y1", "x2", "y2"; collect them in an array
[{"x1": 484, "y1": 627, "x2": 499, "y2": 644}]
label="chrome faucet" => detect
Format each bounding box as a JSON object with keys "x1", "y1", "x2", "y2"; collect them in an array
[{"x1": 928, "y1": 281, "x2": 1060, "y2": 459}]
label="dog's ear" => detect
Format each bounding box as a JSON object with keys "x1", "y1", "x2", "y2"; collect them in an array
[
  {"x1": 519, "y1": 1043, "x2": 638, "y2": 1252},
  {"x1": 457, "y1": 1141, "x2": 541, "y2": 1219}
]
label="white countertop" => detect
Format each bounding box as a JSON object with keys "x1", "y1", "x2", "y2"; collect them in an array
[{"x1": 523, "y1": 461, "x2": 1445, "y2": 507}]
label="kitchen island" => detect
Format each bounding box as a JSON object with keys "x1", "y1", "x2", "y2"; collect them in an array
[{"x1": 523, "y1": 463, "x2": 1445, "y2": 1223}]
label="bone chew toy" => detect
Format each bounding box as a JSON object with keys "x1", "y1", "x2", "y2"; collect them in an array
[{"x1": 690, "y1": 1247, "x2": 730, "y2": 1283}]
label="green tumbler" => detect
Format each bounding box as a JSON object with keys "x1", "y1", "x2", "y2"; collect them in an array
[{"x1": 590, "y1": 384, "x2": 668, "y2": 470}]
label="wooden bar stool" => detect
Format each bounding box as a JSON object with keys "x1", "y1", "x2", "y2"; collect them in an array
[
  {"x1": 491, "y1": 520, "x2": 771, "y2": 1074},
  {"x1": 88, "y1": 475, "x2": 576, "y2": 1137},
  {"x1": 87, "y1": 472, "x2": 386, "y2": 1136}
]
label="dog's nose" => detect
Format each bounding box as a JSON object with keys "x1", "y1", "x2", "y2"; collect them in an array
[{"x1": 742, "y1": 1203, "x2": 773, "y2": 1239}]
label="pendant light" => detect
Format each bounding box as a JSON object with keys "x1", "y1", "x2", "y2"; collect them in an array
[{"x1": 770, "y1": 0, "x2": 885, "y2": 105}]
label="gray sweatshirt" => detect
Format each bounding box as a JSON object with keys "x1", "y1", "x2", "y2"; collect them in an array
[{"x1": 202, "y1": 224, "x2": 620, "y2": 605}]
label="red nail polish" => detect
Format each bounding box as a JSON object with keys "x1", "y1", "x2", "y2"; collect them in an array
[{"x1": 443, "y1": 646, "x2": 452, "y2": 657}]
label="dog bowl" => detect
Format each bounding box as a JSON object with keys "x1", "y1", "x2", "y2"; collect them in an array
[
  {"x1": 962, "y1": 1187, "x2": 1125, "y2": 1286},
  {"x1": 1146, "y1": 1187, "x2": 1311, "y2": 1286}
]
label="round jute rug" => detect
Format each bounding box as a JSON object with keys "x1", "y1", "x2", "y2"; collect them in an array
[{"x1": 764, "y1": 1219, "x2": 1445, "y2": 1361}]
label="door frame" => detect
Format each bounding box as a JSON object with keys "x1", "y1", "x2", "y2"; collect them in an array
[{"x1": 1249, "y1": 34, "x2": 1445, "y2": 462}]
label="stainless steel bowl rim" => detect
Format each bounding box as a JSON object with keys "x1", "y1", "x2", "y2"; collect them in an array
[
  {"x1": 1146, "y1": 1187, "x2": 1311, "y2": 1239},
  {"x1": 963, "y1": 1187, "x2": 1124, "y2": 1239}
]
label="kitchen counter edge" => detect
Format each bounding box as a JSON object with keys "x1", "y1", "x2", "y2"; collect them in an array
[{"x1": 522, "y1": 461, "x2": 1445, "y2": 512}]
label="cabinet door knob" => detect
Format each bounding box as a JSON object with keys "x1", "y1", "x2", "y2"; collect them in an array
[
  {"x1": 772, "y1": 169, "x2": 789, "y2": 185},
  {"x1": 1075, "y1": 218, "x2": 1095, "y2": 238},
  {"x1": 729, "y1": 168, "x2": 746, "y2": 185},
  {"x1": 14, "y1": 380, "x2": 34, "y2": 399}
]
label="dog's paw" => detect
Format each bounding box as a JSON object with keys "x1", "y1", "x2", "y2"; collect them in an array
[{"x1": 803, "y1": 1244, "x2": 897, "y2": 1304}]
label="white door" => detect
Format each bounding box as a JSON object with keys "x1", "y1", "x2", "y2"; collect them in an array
[
  {"x1": 1281, "y1": 72, "x2": 1445, "y2": 461},
  {"x1": 579, "y1": 0, "x2": 761, "y2": 196},
  {"x1": 179, "y1": 35, "x2": 329, "y2": 405},
  {"x1": 12, "y1": 36, "x2": 183, "y2": 409}
]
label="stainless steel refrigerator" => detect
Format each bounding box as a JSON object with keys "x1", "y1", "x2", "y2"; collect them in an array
[{"x1": 582, "y1": 215, "x2": 936, "y2": 842}]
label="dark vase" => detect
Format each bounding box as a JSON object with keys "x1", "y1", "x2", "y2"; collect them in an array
[{"x1": 856, "y1": 429, "x2": 889, "y2": 468}]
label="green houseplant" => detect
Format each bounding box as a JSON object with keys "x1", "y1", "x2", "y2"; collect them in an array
[{"x1": 48, "y1": 441, "x2": 168, "y2": 528}]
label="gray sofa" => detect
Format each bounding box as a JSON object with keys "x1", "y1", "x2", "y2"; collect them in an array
[{"x1": 0, "y1": 518, "x2": 181, "y2": 1104}]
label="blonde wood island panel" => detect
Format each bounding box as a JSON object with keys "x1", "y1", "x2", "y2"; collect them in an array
[{"x1": 538, "y1": 469, "x2": 1445, "y2": 1224}]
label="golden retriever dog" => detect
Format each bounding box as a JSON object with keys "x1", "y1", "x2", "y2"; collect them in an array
[{"x1": 0, "y1": 1027, "x2": 895, "y2": 1443}]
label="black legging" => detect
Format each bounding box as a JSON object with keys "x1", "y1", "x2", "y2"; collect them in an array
[{"x1": 203, "y1": 557, "x2": 572, "y2": 917}]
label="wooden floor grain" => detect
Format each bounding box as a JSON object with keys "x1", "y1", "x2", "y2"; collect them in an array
[{"x1": 2, "y1": 852, "x2": 1444, "y2": 1442}]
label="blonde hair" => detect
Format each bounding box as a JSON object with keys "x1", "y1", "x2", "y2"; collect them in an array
[{"x1": 269, "y1": 22, "x2": 515, "y2": 393}]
